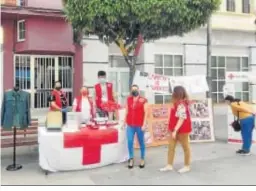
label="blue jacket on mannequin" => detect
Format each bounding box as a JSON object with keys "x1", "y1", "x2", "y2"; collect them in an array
[{"x1": 1, "y1": 89, "x2": 31, "y2": 130}]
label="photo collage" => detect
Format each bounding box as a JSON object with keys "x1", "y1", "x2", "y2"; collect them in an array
[{"x1": 134, "y1": 99, "x2": 214, "y2": 148}]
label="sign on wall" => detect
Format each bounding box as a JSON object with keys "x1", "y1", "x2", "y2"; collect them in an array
[
  {"x1": 134, "y1": 99, "x2": 215, "y2": 148},
  {"x1": 225, "y1": 72, "x2": 250, "y2": 82}
]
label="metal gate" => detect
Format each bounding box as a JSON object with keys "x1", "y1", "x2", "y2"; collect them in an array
[{"x1": 14, "y1": 55, "x2": 73, "y2": 110}]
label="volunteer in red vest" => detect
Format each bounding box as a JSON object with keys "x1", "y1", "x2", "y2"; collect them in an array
[
  {"x1": 49, "y1": 81, "x2": 68, "y2": 124},
  {"x1": 94, "y1": 71, "x2": 115, "y2": 117},
  {"x1": 72, "y1": 86, "x2": 95, "y2": 124},
  {"x1": 160, "y1": 86, "x2": 192, "y2": 173},
  {"x1": 123, "y1": 84, "x2": 148, "y2": 169}
]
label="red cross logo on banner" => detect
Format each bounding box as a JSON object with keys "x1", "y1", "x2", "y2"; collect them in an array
[
  {"x1": 64, "y1": 128, "x2": 118, "y2": 165},
  {"x1": 228, "y1": 73, "x2": 234, "y2": 80}
]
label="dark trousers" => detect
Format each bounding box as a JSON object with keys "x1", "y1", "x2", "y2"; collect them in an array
[
  {"x1": 240, "y1": 116, "x2": 255, "y2": 152},
  {"x1": 62, "y1": 112, "x2": 67, "y2": 124}
]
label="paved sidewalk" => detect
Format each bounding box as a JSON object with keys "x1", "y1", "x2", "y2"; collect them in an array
[{"x1": 1, "y1": 114, "x2": 256, "y2": 185}]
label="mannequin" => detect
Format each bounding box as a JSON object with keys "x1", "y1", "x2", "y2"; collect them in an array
[{"x1": 1, "y1": 83, "x2": 31, "y2": 171}]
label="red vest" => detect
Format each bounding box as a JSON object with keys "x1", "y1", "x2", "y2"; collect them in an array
[
  {"x1": 95, "y1": 82, "x2": 114, "y2": 109},
  {"x1": 126, "y1": 96, "x2": 147, "y2": 127},
  {"x1": 75, "y1": 96, "x2": 95, "y2": 118},
  {"x1": 50, "y1": 89, "x2": 67, "y2": 111},
  {"x1": 168, "y1": 101, "x2": 192, "y2": 134}
]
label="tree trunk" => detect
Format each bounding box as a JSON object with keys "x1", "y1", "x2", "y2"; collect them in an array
[
  {"x1": 206, "y1": 17, "x2": 212, "y2": 99},
  {"x1": 128, "y1": 57, "x2": 136, "y2": 88}
]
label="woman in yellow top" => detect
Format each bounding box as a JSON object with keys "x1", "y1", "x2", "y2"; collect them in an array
[{"x1": 225, "y1": 95, "x2": 255, "y2": 155}]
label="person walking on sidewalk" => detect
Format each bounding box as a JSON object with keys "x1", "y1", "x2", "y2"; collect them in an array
[
  {"x1": 160, "y1": 86, "x2": 192, "y2": 173},
  {"x1": 122, "y1": 84, "x2": 148, "y2": 169},
  {"x1": 225, "y1": 95, "x2": 255, "y2": 156}
]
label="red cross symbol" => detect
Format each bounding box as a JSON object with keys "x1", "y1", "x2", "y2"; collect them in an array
[
  {"x1": 64, "y1": 128, "x2": 118, "y2": 165},
  {"x1": 228, "y1": 73, "x2": 234, "y2": 80}
]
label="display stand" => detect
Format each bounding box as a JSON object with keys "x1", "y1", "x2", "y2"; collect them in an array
[{"x1": 6, "y1": 126, "x2": 22, "y2": 171}]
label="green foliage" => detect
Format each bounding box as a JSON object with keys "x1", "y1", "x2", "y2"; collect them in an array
[{"x1": 64, "y1": 0, "x2": 220, "y2": 49}]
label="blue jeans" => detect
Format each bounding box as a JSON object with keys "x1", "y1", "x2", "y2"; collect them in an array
[
  {"x1": 126, "y1": 126, "x2": 145, "y2": 160},
  {"x1": 240, "y1": 116, "x2": 255, "y2": 152}
]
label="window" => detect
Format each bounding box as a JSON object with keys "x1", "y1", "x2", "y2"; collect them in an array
[
  {"x1": 17, "y1": 0, "x2": 27, "y2": 6},
  {"x1": 226, "y1": 0, "x2": 236, "y2": 12},
  {"x1": 154, "y1": 54, "x2": 184, "y2": 104},
  {"x1": 15, "y1": 55, "x2": 31, "y2": 90},
  {"x1": 17, "y1": 20, "x2": 25, "y2": 41},
  {"x1": 109, "y1": 55, "x2": 132, "y2": 68},
  {"x1": 211, "y1": 56, "x2": 249, "y2": 103},
  {"x1": 242, "y1": 0, "x2": 250, "y2": 13}
]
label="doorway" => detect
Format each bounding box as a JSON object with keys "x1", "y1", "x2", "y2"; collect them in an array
[
  {"x1": 14, "y1": 55, "x2": 73, "y2": 110},
  {"x1": 108, "y1": 68, "x2": 130, "y2": 106}
]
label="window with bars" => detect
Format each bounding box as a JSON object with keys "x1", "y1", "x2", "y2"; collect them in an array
[
  {"x1": 226, "y1": 0, "x2": 236, "y2": 12},
  {"x1": 242, "y1": 0, "x2": 250, "y2": 13},
  {"x1": 211, "y1": 56, "x2": 249, "y2": 103},
  {"x1": 15, "y1": 55, "x2": 31, "y2": 90},
  {"x1": 17, "y1": 20, "x2": 25, "y2": 41},
  {"x1": 154, "y1": 54, "x2": 184, "y2": 104}
]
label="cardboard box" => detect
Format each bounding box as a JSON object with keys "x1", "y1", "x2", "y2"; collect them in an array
[
  {"x1": 46, "y1": 111, "x2": 63, "y2": 130},
  {"x1": 66, "y1": 112, "x2": 81, "y2": 130}
]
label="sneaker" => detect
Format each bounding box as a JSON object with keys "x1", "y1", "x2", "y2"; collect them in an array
[
  {"x1": 160, "y1": 165, "x2": 173, "y2": 172},
  {"x1": 178, "y1": 166, "x2": 191, "y2": 173},
  {"x1": 236, "y1": 149, "x2": 244, "y2": 154},
  {"x1": 237, "y1": 150, "x2": 251, "y2": 156}
]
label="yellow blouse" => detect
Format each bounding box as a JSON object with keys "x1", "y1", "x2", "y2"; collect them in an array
[{"x1": 230, "y1": 101, "x2": 253, "y2": 119}]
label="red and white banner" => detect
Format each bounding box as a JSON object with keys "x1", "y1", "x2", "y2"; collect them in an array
[
  {"x1": 38, "y1": 124, "x2": 128, "y2": 172},
  {"x1": 133, "y1": 70, "x2": 170, "y2": 94}
]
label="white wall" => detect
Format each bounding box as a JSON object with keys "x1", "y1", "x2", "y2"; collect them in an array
[
  {"x1": 82, "y1": 38, "x2": 109, "y2": 87},
  {"x1": 82, "y1": 29, "x2": 255, "y2": 103}
]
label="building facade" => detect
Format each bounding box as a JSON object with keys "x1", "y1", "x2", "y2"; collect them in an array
[
  {"x1": 83, "y1": 0, "x2": 256, "y2": 104},
  {"x1": 1, "y1": 0, "x2": 83, "y2": 113}
]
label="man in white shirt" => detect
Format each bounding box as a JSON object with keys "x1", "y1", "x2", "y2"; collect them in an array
[{"x1": 94, "y1": 71, "x2": 115, "y2": 117}]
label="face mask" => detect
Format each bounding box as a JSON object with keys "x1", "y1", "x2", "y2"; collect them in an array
[
  {"x1": 81, "y1": 91, "x2": 88, "y2": 96},
  {"x1": 131, "y1": 90, "x2": 139, "y2": 97},
  {"x1": 98, "y1": 78, "x2": 106, "y2": 84},
  {"x1": 55, "y1": 86, "x2": 61, "y2": 91}
]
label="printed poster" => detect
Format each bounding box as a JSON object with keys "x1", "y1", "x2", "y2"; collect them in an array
[
  {"x1": 134, "y1": 99, "x2": 215, "y2": 148},
  {"x1": 133, "y1": 70, "x2": 170, "y2": 94},
  {"x1": 169, "y1": 75, "x2": 209, "y2": 95}
]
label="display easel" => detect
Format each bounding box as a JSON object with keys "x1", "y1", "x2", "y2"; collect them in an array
[
  {"x1": 6, "y1": 126, "x2": 22, "y2": 171},
  {"x1": 6, "y1": 86, "x2": 22, "y2": 171}
]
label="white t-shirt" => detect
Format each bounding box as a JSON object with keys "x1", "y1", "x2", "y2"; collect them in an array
[
  {"x1": 100, "y1": 83, "x2": 108, "y2": 102},
  {"x1": 73, "y1": 97, "x2": 92, "y2": 123}
]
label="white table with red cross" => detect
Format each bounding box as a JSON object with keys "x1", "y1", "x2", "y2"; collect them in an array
[{"x1": 38, "y1": 124, "x2": 128, "y2": 172}]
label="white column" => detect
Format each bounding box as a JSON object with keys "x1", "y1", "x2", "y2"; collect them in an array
[
  {"x1": 82, "y1": 36, "x2": 109, "y2": 88},
  {"x1": 250, "y1": 47, "x2": 256, "y2": 102},
  {"x1": 142, "y1": 43, "x2": 155, "y2": 103}
]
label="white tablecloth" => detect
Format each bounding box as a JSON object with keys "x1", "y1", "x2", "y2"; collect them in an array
[{"x1": 38, "y1": 124, "x2": 128, "y2": 172}]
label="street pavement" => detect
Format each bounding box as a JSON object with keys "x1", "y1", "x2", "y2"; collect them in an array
[{"x1": 1, "y1": 113, "x2": 256, "y2": 185}]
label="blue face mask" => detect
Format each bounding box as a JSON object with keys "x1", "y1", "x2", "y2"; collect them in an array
[{"x1": 98, "y1": 78, "x2": 106, "y2": 84}]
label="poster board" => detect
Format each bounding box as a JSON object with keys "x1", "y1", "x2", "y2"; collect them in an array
[
  {"x1": 134, "y1": 99, "x2": 215, "y2": 148},
  {"x1": 132, "y1": 70, "x2": 171, "y2": 94}
]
